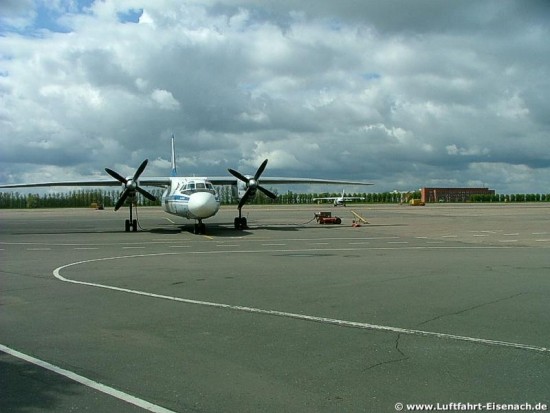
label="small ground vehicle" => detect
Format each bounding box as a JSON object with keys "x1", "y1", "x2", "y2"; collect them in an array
[{"x1": 314, "y1": 211, "x2": 342, "y2": 224}]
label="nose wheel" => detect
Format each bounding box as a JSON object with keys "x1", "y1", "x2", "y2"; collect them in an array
[{"x1": 194, "y1": 220, "x2": 206, "y2": 234}]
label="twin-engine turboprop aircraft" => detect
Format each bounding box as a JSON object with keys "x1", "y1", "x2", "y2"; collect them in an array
[
  {"x1": 313, "y1": 189, "x2": 366, "y2": 207},
  {"x1": 0, "y1": 137, "x2": 372, "y2": 234}
]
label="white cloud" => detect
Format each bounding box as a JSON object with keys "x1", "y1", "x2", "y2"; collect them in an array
[
  {"x1": 150, "y1": 89, "x2": 180, "y2": 110},
  {"x1": 1, "y1": 0, "x2": 549, "y2": 193}
]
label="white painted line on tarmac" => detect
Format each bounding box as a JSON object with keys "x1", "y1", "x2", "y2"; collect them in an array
[
  {"x1": 0, "y1": 343, "x2": 177, "y2": 413},
  {"x1": 27, "y1": 248, "x2": 51, "y2": 251},
  {"x1": 53, "y1": 252, "x2": 550, "y2": 355},
  {"x1": 74, "y1": 247, "x2": 99, "y2": 250}
]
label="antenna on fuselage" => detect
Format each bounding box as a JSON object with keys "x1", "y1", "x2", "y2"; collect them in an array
[{"x1": 171, "y1": 134, "x2": 177, "y2": 177}]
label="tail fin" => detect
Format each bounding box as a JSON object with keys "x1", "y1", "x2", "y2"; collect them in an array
[{"x1": 170, "y1": 135, "x2": 177, "y2": 177}]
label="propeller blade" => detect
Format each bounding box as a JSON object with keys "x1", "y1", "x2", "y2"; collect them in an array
[
  {"x1": 258, "y1": 185, "x2": 277, "y2": 199},
  {"x1": 105, "y1": 168, "x2": 127, "y2": 184},
  {"x1": 133, "y1": 159, "x2": 148, "y2": 181},
  {"x1": 254, "y1": 159, "x2": 268, "y2": 180},
  {"x1": 137, "y1": 187, "x2": 157, "y2": 202},
  {"x1": 238, "y1": 188, "x2": 253, "y2": 210},
  {"x1": 115, "y1": 189, "x2": 130, "y2": 211},
  {"x1": 228, "y1": 168, "x2": 250, "y2": 183}
]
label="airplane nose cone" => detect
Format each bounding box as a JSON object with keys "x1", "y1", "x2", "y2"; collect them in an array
[{"x1": 188, "y1": 192, "x2": 219, "y2": 219}]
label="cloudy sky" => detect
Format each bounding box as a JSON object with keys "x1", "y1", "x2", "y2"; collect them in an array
[{"x1": 1, "y1": 0, "x2": 549, "y2": 194}]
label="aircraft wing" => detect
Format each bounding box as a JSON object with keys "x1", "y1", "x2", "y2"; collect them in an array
[
  {"x1": 207, "y1": 176, "x2": 373, "y2": 186},
  {"x1": 0, "y1": 177, "x2": 172, "y2": 189},
  {"x1": 1, "y1": 175, "x2": 371, "y2": 189}
]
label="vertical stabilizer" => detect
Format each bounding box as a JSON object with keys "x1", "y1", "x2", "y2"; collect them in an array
[{"x1": 171, "y1": 135, "x2": 177, "y2": 177}]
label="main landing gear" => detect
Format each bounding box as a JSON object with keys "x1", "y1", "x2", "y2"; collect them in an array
[
  {"x1": 234, "y1": 214, "x2": 248, "y2": 230},
  {"x1": 125, "y1": 203, "x2": 138, "y2": 232}
]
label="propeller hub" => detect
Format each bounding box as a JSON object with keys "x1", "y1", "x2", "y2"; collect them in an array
[
  {"x1": 248, "y1": 178, "x2": 258, "y2": 189},
  {"x1": 126, "y1": 179, "x2": 137, "y2": 190}
]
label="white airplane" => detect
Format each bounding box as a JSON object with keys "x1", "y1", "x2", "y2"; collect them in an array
[
  {"x1": 313, "y1": 189, "x2": 366, "y2": 207},
  {"x1": 0, "y1": 137, "x2": 372, "y2": 234}
]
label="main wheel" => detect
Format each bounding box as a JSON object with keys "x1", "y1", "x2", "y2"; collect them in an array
[
  {"x1": 125, "y1": 219, "x2": 130, "y2": 232},
  {"x1": 234, "y1": 217, "x2": 247, "y2": 230},
  {"x1": 132, "y1": 219, "x2": 138, "y2": 232}
]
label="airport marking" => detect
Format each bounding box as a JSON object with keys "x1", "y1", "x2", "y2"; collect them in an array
[
  {"x1": 0, "y1": 343, "x2": 177, "y2": 413},
  {"x1": 53, "y1": 252, "x2": 550, "y2": 355}
]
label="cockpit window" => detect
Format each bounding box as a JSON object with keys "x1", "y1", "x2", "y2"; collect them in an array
[{"x1": 179, "y1": 180, "x2": 216, "y2": 195}]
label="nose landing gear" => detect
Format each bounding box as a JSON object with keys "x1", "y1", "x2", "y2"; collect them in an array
[{"x1": 194, "y1": 219, "x2": 206, "y2": 234}]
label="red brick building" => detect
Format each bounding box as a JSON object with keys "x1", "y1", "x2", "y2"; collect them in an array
[{"x1": 421, "y1": 187, "x2": 495, "y2": 203}]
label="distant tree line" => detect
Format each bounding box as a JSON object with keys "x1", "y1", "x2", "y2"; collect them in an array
[
  {"x1": 469, "y1": 193, "x2": 550, "y2": 203},
  {"x1": 1, "y1": 188, "x2": 549, "y2": 209}
]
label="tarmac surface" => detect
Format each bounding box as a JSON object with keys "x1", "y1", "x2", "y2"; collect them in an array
[{"x1": 1, "y1": 204, "x2": 549, "y2": 412}]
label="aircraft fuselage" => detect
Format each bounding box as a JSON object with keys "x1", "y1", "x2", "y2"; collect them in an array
[{"x1": 161, "y1": 177, "x2": 220, "y2": 220}]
